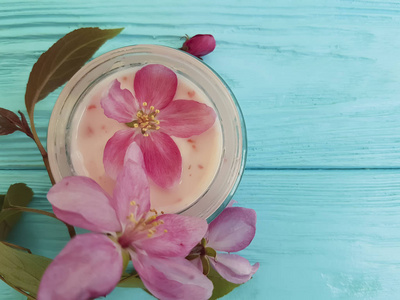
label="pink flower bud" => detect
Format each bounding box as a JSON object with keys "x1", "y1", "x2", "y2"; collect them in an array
[{"x1": 181, "y1": 34, "x2": 216, "y2": 58}]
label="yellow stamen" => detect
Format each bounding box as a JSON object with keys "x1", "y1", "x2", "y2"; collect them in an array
[
  {"x1": 130, "y1": 201, "x2": 136, "y2": 206},
  {"x1": 164, "y1": 229, "x2": 168, "y2": 233},
  {"x1": 126, "y1": 213, "x2": 137, "y2": 223},
  {"x1": 127, "y1": 105, "x2": 161, "y2": 136}
]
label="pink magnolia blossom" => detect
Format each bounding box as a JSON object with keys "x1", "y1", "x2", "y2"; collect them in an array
[
  {"x1": 38, "y1": 143, "x2": 213, "y2": 300},
  {"x1": 181, "y1": 34, "x2": 216, "y2": 58},
  {"x1": 188, "y1": 206, "x2": 259, "y2": 284},
  {"x1": 101, "y1": 64, "x2": 216, "y2": 189}
]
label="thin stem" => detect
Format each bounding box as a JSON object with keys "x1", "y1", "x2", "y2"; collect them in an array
[
  {"x1": 29, "y1": 118, "x2": 55, "y2": 185},
  {"x1": 4, "y1": 206, "x2": 76, "y2": 238},
  {"x1": 0, "y1": 276, "x2": 36, "y2": 300},
  {"x1": 1, "y1": 241, "x2": 32, "y2": 254}
]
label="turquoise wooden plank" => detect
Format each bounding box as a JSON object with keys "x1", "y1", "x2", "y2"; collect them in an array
[
  {"x1": 1, "y1": 169, "x2": 400, "y2": 299},
  {"x1": 1, "y1": 0, "x2": 400, "y2": 168},
  {"x1": 1, "y1": 0, "x2": 400, "y2": 300}
]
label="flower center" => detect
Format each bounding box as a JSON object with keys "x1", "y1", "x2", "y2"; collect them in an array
[
  {"x1": 186, "y1": 238, "x2": 217, "y2": 275},
  {"x1": 125, "y1": 102, "x2": 160, "y2": 136},
  {"x1": 117, "y1": 204, "x2": 166, "y2": 249}
]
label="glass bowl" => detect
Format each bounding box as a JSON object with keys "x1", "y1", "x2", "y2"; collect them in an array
[{"x1": 47, "y1": 45, "x2": 246, "y2": 221}]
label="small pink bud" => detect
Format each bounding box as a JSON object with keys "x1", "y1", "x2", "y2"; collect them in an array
[{"x1": 181, "y1": 34, "x2": 216, "y2": 58}]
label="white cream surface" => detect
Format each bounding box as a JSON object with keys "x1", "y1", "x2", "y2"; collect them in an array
[{"x1": 69, "y1": 67, "x2": 222, "y2": 213}]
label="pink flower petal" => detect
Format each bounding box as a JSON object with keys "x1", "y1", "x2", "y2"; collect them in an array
[
  {"x1": 48, "y1": 177, "x2": 121, "y2": 233},
  {"x1": 206, "y1": 207, "x2": 256, "y2": 252},
  {"x1": 134, "y1": 64, "x2": 177, "y2": 110},
  {"x1": 38, "y1": 233, "x2": 123, "y2": 300},
  {"x1": 100, "y1": 79, "x2": 138, "y2": 123},
  {"x1": 135, "y1": 132, "x2": 182, "y2": 189},
  {"x1": 103, "y1": 129, "x2": 136, "y2": 179},
  {"x1": 112, "y1": 160, "x2": 150, "y2": 228},
  {"x1": 132, "y1": 254, "x2": 213, "y2": 300},
  {"x1": 210, "y1": 253, "x2": 259, "y2": 284},
  {"x1": 136, "y1": 214, "x2": 207, "y2": 257},
  {"x1": 158, "y1": 100, "x2": 216, "y2": 138}
]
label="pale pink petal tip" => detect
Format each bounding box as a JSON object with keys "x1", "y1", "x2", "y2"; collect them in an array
[
  {"x1": 38, "y1": 234, "x2": 123, "y2": 300},
  {"x1": 210, "y1": 253, "x2": 259, "y2": 284},
  {"x1": 113, "y1": 160, "x2": 150, "y2": 227},
  {"x1": 134, "y1": 64, "x2": 177, "y2": 110},
  {"x1": 227, "y1": 200, "x2": 238, "y2": 207},
  {"x1": 124, "y1": 141, "x2": 145, "y2": 170},
  {"x1": 47, "y1": 176, "x2": 121, "y2": 233},
  {"x1": 206, "y1": 207, "x2": 257, "y2": 252},
  {"x1": 100, "y1": 79, "x2": 137, "y2": 123}
]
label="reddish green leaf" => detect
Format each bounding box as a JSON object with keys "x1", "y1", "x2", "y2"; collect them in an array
[
  {"x1": 0, "y1": 108, "x2": 33, "y2": 138},
  {"x1": 0, "y1": 108, "x2": 21, "y2": 135}
]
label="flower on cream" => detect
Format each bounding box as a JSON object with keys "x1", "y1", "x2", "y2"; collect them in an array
[
  {"x1": 187, "y1": 205, "x2": 259, "y2": 284},
  {"x1": 38, "y1": 143, "x2": 212, "y2": 300},
  {"x1": 101, "y1": 64, "x2": 216, "y2": 189}
]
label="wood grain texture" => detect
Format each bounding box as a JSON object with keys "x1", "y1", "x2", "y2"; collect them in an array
[
  {"x1": 1, "y1": 0, "x2": 400, "y2": 168},
  {"x1": 1, "y1": 0, "x2": 400, "y2": 299}
]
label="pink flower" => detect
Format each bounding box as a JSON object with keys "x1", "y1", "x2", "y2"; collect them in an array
[
  {"x1": 38, "y1": 143, "x2": 213, "y2": 300},
  {"x1": 188, "y1": 206, "x2": 259, "y2": 284},
  {"x1": 181, "y1": 34, "x2": 216, "y2": 58},
  {"x1": 101, "y1": 64, "x2": 216, "y2": 189}
]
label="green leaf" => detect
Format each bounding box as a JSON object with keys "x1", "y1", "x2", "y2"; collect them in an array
[
  {"x1": 207, "y1": 267, "x2": 241, "y2": 300},
  {"x1": 0, "y1": 195, "x2": 4, "y2": 208},
  {"x1": 3, "y1": 183, "x2": 33, "y2": 208},
  {"x1": 25, "y1": 27, "x2": 123, "y2": 120},
  {"x1": 0, "y1": 183, "x2": 33, "y2": 240},
  {"x1": 0, "y1": 242, "x2": 52, "y2": 297}
]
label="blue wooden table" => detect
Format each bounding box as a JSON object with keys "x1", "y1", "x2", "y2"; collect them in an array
[{"x1": 1, "y1": 1, "x2": 400, "y2": 299}]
